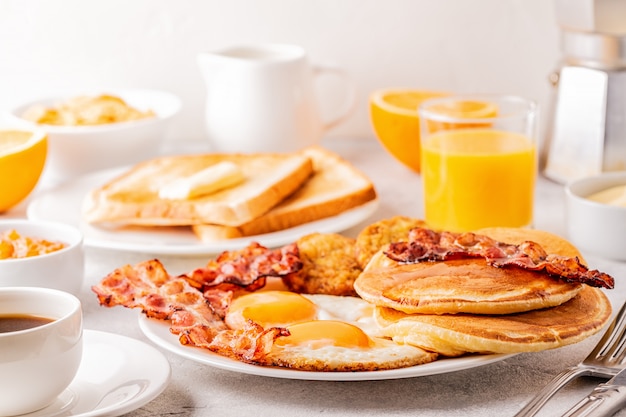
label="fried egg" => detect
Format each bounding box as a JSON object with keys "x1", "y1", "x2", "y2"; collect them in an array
[{"x1": 224, "y1": 290, "x2": 437, "y2": 372}]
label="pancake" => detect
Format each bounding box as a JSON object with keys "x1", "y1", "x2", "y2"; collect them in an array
[
  {"x1": 353, "y1": 228, "x2": 585, "y2": 315},
  {"x1": 474, "y1": 227, "x2": 586, "y2": 263},
  {"x1": 375, "y1": 285, "x2": 612, "y2": 356}
]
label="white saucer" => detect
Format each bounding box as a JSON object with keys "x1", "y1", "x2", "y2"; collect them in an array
[{"x1": 22, "y1": 329, "x2": 171, "y2": 417}]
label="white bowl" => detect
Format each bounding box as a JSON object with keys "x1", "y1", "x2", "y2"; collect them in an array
[
  {"x1": 0, "y1": 219, "x2": 84, "y2": 294},
  {"x1": 0, "y1": 287, "x2": 83, "y2": 416},
  {"x1": 7, "y1": 89, "x2": 181, "y2": 182},
  {"x1": 565, "y1": 171, "x2": 626, "y2": 261}
]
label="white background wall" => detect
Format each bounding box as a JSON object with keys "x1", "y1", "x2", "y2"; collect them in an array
[{"x1": 0, "y1": 0, "x2": 561, "y2": 145}]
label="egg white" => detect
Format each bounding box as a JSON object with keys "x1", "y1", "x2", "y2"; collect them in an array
[
  {"x1": 267, "y1": 334, "x2": 437, "y2": 372},
  {"x1": 301, "y1": 293, "x2": 381, "y2": 336},
  {"x1": 268, "y1": 293, "x2": 437, "y2": 371}
]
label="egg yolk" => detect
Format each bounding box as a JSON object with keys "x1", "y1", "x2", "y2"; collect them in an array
[
  {"x1": 275, "y1": 320, "x2": 372, "y2": 349},
  {"x1": 225, "y1": 291, "x2": 318, "y2": 329}
]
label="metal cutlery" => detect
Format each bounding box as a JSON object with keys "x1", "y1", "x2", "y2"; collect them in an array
[
  {"x1": 560, "y1": 366, "x2": 626, "y2": 416},
  {"x1": 514, "y1": 301, "x2": 626, "y2": 417}
]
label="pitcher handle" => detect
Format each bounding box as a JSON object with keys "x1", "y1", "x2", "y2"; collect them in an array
[{"x1": 313, "y1": 64, "x2": 357, "y2": 131}]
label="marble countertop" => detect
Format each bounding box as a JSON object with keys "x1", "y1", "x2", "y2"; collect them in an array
[{"x1": 6, "y1": 137, "x2": 626, "y2": 417}]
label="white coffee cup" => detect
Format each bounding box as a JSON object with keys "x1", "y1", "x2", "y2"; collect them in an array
[
  {"x1": 198, "y1": 43, "x2": 356, "y2": 153},
  {"x1": 0, "y1": 287, "x2": 83, "y2": 416}
]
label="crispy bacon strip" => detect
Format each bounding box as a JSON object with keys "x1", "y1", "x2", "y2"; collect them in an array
[
  {"x1": 182, "y1": 242, "x2": 302, "y2": 291},
  {"x1": 92, "y1": 242, "x2": 299, "y2": 361},
  {"x1": 92, "y1": 258, "x2": 227, "y2": 335},
  {"x1": 92, "y1": 259, "x2": 179, "y2": 318},
  {"x1": 384, "y1": 227, "x2": 614, "y2": 289},
  {"x1": 188, "y1": 320, "x2": 289, "y2": 364},
  {"x1": 180, "y1": 242, "x2": 302, "y2": 317}
]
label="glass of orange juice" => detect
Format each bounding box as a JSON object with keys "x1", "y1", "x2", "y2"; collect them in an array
[{"x1": 418, "y1": 95, "x2": 537, "y2": 232}]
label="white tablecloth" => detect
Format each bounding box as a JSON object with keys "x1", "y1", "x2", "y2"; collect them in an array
[{"x1": 6, "y1": 136, "x2": 626, "y2": 417}]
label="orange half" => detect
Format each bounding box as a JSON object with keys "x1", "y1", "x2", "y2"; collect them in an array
[
  {"x1": 369, "y1": 89, "x2": 448, "y2": 173},
  {"x1": 0, "y1": 129, "x2": 47, "y2": 212}
]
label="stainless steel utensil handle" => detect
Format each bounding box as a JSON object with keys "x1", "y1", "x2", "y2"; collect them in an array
[
  {"x1": 514, "y1": 367, "x2": 589, "y2": 417},
  {"x1": 562, "y1": 384, "x2": 626, "y2": 417}
]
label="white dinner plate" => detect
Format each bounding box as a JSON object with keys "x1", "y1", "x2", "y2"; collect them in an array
[
  {"x1": 27, "y1": 167, "x2": 379, "y2": 255},
  {"x1": 25, "y1": 329, "x2": 171, "y2": 417},
  {"x1": 138, "y1": 316, "x2": 514, "y2": 381}
]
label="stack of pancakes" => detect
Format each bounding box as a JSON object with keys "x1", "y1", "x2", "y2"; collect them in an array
[{"x1": 353, "y1": 227, "x2": 612, "y2": 356}]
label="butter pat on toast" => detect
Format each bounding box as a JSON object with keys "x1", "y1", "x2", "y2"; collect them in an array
[
  {"x1": 191, "y1": 146, "x2": 378, "y2": 241},
  {"x1": 82, "y1": 152, "x2": 313, "y2": 226}
]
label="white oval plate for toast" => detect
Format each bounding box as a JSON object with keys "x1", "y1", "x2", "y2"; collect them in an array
[
  {"x1": 138, "y1": 315, "x2": 514, "y2": 381},
  {"x1": 27, "y1": 167, "x2": 380, "y2": 255}
]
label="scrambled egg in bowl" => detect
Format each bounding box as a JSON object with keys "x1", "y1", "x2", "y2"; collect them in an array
[
  {"x1": 8, "y1": 89, "x2": 181, "y2": 181},
  {"x1": 22, "y1": 94, "x2": 155, "y2": 126}
]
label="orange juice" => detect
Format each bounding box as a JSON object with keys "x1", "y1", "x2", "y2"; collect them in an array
[{"x1": 421, "y1": 129, "x2": 536, "y2": 232}]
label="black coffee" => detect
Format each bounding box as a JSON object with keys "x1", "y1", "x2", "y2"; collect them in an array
[{"x1": 0, "y1": 314, "x2": 54, "y2": 333}]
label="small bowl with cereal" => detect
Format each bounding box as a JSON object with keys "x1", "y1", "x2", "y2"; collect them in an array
[
  {"x1": 0, "y1": 219, "x2": 84, "y2": 295},
  {"x1": 7, "y1": 89, "x2": 181, "y2": 183}
]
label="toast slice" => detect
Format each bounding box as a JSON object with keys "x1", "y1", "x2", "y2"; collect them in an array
[
  {"x1": 191, "y1": 146, "x2": 377, "y2": 241},
  {"x1": 82, "y1": 152, "x2": 314, "y2": 227}
]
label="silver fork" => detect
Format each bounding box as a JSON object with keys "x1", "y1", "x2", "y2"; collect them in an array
[{"x1": 514, "y1": 301, "x2": 626, "y2": 417}]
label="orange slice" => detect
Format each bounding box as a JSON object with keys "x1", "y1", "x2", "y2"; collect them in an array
[
  {"x1": 0, "y1": 129, "x2": 47, "y2": 212},
  {"x1": 369, "y1": 89, "x2": 448, "y2": 173}
]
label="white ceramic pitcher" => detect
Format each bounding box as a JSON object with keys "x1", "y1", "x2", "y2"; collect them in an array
[{"x1": 197, "y1": 43, "x2": 355, "y2": 153}]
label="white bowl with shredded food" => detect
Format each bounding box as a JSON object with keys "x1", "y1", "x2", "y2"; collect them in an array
[
  {"x1": 0, "y1": 219, "x2": 84, "y2": 294},
  {"x1": 7, "y1": 89, "x2": 181, "y2": 183},
  {"x1": 565, "y1": 170, "x2": 626, "y2": 261}
]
